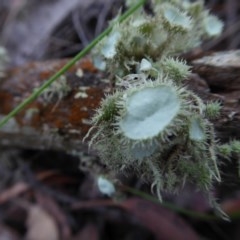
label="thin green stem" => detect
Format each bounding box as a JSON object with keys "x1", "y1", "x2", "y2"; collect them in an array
[
  {"x1": 0, "y1": 0, "x2": 146, "y2": 129},
  {"x1": 122, "y1": 185, "x2": 226, "y2": 221}
]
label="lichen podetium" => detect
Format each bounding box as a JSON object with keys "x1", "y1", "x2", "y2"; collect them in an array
[{"x1": 85, "y1": 0, "x2": 232, "y2": 220}]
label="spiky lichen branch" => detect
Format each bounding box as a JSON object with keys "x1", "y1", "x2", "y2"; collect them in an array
[{"x1": 85, "y1": 0, "x2": 234, "y2": 219}]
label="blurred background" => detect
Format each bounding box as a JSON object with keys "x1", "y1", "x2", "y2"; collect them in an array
[{"x1": 0, "y1": 0, "x2": 240, "y2": 66}]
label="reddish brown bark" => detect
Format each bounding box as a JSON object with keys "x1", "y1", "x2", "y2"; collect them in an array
[
  {"x1": 0, "y1": 57, "x2": 109, "y2": 152},
  {"x1": 0, "y1": 51, "x2": 240, "y2": 152}
]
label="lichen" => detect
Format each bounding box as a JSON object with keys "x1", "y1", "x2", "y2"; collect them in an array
[
  {"x1": 92, "y1": 0, "x2": 223, "y2": 76},
  {"x1": 85, "y1": 0, "x2": 230, "y2": 219},
  {"x1": 41, "y1": 75, "x2": 71, "y2": 104},
  {"x1": 87, "y1": 69, "x2": 221, "y2": 202}
]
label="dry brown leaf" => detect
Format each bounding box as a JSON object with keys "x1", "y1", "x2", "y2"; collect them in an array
[
  {"x1": 0, "y1": 182, "x2": 29, "y2": 204},
  {"x1": 35, "y1": 192, "x2": 71, "y2": 239},
  {"x1": 71, "y1": 223, "x2": 99, "y2": 240},
  {"x1": 71, "y1": 198, "x2": 199, "y2": 240},
  {"x1": 0, "y1": 223, "x2": 20, "y2": 240},
  {"x1": 25, "y1": 205, "x2": 59, "y2": 240},
  {"x1": 121, "y1": 198, "x2": 199, "y2": 240}
]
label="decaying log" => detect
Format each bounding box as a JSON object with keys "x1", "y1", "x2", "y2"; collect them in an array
[
  {"x1": 192, "y1": 50, "x2": 240, "y2": 141},
  {"x1": 0, "y1": 58, "x2": 110, "y2": 153},
  {"x1": 0, "y1": 51, "x2": 240, "y2": 153}
]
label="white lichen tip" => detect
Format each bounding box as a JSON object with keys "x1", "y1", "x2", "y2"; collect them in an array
[
  {"x1": 119, "y1": 84, "x2": 181, "y2": 140},
  {"x1": 101, "y1": 31, "x2": 121, "y2": 59},
  {"x1": 131, "y1": 16, "x2": 148, "y2": 28},
  {"x1": 93, "y1": 55, "x2": 106, "y2": 71},
  {"x1": 189, "y1": 117, "x2": 205, "y2": 141},
  {"x1": 203, "y1": 15, "x2": 224, "y2": 37},
  {"x1": 161, "y1": 4, "x2": 192, "y2": 32},
  {"x1": 139, "y1": 58, "x2": 152, "y2": 72},
  {"x1": 97, "y1": 176, "x2": 116, "y2": 197}
]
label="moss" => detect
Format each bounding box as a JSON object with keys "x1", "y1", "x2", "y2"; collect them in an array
[{"x1": 85, "y1": 0, "x2": 229, "y2": 219}]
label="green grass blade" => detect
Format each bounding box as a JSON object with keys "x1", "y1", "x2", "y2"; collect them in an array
[{"x1": 0, "y1": 0, "x2": 146, "y2": 129}]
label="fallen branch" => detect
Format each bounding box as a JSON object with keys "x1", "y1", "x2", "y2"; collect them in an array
[{"x1": 0, "y1": 51, "x2": 240, "y2": 152}]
